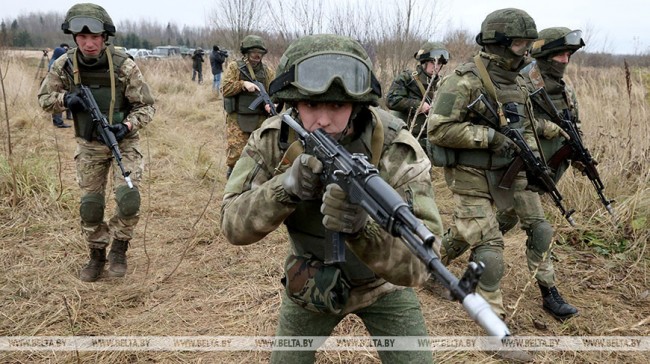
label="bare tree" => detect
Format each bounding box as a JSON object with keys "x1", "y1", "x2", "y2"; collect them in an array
[{"x1": 208, "y1": 0, "x2": 269, "y2": 51}]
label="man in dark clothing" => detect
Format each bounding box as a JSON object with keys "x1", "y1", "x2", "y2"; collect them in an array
[
  {"x1": 209, "y1": 45, "x2": 227, "y2": 93},
  {"x1": 191, "y1": 48, "x2": 205, "y2": 84}
]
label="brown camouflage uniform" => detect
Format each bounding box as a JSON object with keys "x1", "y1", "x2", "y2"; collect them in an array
[
  {"x1": 220, "y1": 59, "x2": 275, "y2": 168},
  {"x1": 38, "y1": 46, "x2": 155, "y2": 248}
]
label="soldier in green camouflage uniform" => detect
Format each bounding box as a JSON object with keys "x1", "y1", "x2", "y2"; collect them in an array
[
  {"x1": 427, "y1": 8, "x2": 576, "y2": 320},
  {"x1": 221, "y1": 34, "x2": 443, "y2": 363},
  {"x1": 386, "y1": 42, "x2": 449, "y2": 153},
  {"x1": 221, "y1": 35, "x2": 276, "y2": 178},
  {"x1": 494, "y1": 27, "x2": 585, "y2": 321},
  {"x1": 38, "y1": 3, "x2": 155, "y2": 282}
]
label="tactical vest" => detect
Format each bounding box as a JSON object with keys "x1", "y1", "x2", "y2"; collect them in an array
[
  {"x1": 282, "y1": 109, "x2": 404, "y2": 287},
  {"x1": 390, "y1": 68, "x2": 435, "y2": 139},
  {"x1": 67, "y1": 46, "x2": 129, "y2": 141},
  {"x1": 224, "y1": 60, "x2": 269, "y2": 132},
  {"x1": 433, "y1": 60, "x2": 531, "y2": 170}
]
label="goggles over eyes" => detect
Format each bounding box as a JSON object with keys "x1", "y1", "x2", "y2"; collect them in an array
[
  {"x1": 270, "y1": 52, "x2": 381, "y2": 97},
  {"x1": 67, "y1": 17, "x2": 105, "y2": 34},
  {"x1": 542, "y1": 30, "x2": 585, "y2": 51},
  {"x1": 420, "y1": 50, "x2": 450, "y2": 63}
]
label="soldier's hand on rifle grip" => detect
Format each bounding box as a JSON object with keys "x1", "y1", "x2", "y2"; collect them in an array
[
  {"x1": 282, "y1": 154, "x2": 323, "y2": 200},
  {"x1": 321, "y1": 184, "x2": 368, "y2": 235},
  {"x1": 488, "y1": 129, "x2": 516, "y2": 157},
  {"x1": 109, "y1": 123, "x2": 130, "y2": 142},
  {"x1": 242, "y1": 81, "x2": 260, "y2": 92},
  {"x1": 63, "y1": 89, "x2": 86, "y2": 113}
]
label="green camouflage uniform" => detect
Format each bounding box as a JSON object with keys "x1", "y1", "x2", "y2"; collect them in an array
[
  {"x1": 386, "y1": 64, "x2": 439, "y2": 140},
  {"x1": 221, "y1": 59, "x2": 275, "y2": 169},
  {"x1": 38, "y1": 46, "x2": 155, "y2": 248},
  {"x1": 222, "y1": 107, "x2": 443, "y2": 363},
  {"x1": 427, "y1": 50, "x2": 548, "y2": 317}
]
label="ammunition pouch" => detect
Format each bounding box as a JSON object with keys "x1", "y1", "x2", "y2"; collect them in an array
[{"x1": 282, "y1": 254, "x2": 350, "y2": 314}]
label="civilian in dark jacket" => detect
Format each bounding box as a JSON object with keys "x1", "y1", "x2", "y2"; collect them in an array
[
  {"x1": 192, "y1": 48, "x2": 205, "y2": 84},
  {"x1": 209, "y1": 45, "x2": 227, "y2": 92}
]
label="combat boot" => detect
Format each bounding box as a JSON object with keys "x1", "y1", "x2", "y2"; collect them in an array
[
  {"x1": 108, "y1": 240, "x2": 129, "y2": 277},
  {"x1": 539, "y1": 284, "x2": 579, "y2": 321},
  {"x1": 79, "y1": 248, "x2": 106, "y2": 282}
]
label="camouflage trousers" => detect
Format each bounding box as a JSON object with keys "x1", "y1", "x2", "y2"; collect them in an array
[
  {"x1": 271, "y1": 288, "x2": 433, "y2": 364},
  {"x1": 74, "y1": 137, "x2": 144, "y2": 249},
  {"x1": 225, "y1": 116, "x2": 251, "y2": 169}
]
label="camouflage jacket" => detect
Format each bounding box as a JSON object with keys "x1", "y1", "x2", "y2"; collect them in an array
[
  {"x1": 221, "y1": 59, "x2": 275, "y2": 98},
  {"x1": 386, "y1": 64, "x2": 438, "y2": 137},
  {"x1": 221, "y1": 108, "x2": 443, "y2": 289},
  {"x1": 38, "y1": 46, "x2": 155, "y2": 134}
]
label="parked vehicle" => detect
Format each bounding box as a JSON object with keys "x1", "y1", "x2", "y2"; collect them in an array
[{"x1": 148, "y1": 46, "x2": 181, "y2": 59}]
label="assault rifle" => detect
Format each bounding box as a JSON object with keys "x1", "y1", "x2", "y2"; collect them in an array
[
  {"x1": 468, "y1": 94, "x2": 576, "y2": 226},
  {"x1": 247, "y1": 80, "x2": 278, "y2": 116},
  {"x1": 529, "y1": 88, "x2": 615, "y2": 217},
  {"x1": 281, "y1": 109, "x2": 511, "y2": 338},
  {"x1": 63, "y1": 60, "x2": 133, "y2": 188}
]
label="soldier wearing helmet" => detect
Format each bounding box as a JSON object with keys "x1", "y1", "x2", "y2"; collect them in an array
[
  {"x1": 427, "y1": 8, "x2": 578, "y2": 323},
  {"x1": 38, "y1": 3, "x2": 155, "y2": 282},
  {"x1": 386, "y1": 41, "x2": 450, "y2": 149},
  {"x1": 221, "y1": 34, "x2": 275, "y2": 178},
  {"x1": 221, "y1": 34, "x2": 443, "y2": 363}
]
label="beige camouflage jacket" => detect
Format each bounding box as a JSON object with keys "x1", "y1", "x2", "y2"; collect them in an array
[
  {"x1": 221, "y1": 108, "x2": 443, "y2": 288},
  {"x1": 37, "y1": 48, "x2": 155, "y2": 133}
]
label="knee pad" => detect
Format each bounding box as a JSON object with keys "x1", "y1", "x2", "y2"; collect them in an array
[
  {"x1": 115, "y1": 185, "x2": 141, "y2": 218},
  {"x1": 526, "y1": 221, "x2": 553, "y2": 255},
  {"x1": 496, "y1": 209, "x2": 519, "y2": 235},
  {"x1": 472, "y1": 245, "x2": 504, "y2": 292},
  {"x1": 80, "y1": 193, "x2": 105, "y2": 224},
  {"x1": 441, "y1": 230, "x2": 470, "y2": 263}
]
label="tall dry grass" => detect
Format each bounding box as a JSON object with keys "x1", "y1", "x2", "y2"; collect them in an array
[{"x1": 0, "y1": 52, "x2": 648, "y2": 363}]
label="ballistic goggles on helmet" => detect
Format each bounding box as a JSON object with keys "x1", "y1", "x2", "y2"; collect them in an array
[
  {"x1": 418, "y1": 50, "x2": 450, "y2": 64},
  {"x1": 269, "y1": 52, "x2": 381, "y2": 97},
  {"x1": 64, "y1": 17, "x2": 107, "y2": 34},
  {"x1": 542, "y1": 30, "x2": 585, "y2": 51}
]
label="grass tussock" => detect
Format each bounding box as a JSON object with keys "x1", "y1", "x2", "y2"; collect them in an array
[{"x1": 0, "y1": 54, "x2": 648, "y2": 363}]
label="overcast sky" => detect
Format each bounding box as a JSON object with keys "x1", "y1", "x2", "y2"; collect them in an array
[{"x1": 5, "y1": 0, "x2": 648, "y2": 54}]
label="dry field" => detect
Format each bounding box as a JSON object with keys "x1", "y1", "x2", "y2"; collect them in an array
[{"x1": 0, "y1": 50, "x2": 648, "y2": 363}]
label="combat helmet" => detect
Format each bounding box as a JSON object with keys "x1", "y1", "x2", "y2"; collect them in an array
[
  {"x1": 61, "y1": 3, "x2": 115, "y2": 36},
  {"x1": 530, "y1": 27, "x2": 585, "y2": 59},
  {"x1": 240, "y1": 35, "x2": 268, "y2": 54},
  {"x1": 269, "y1": 34, "x2": 381, "y2": 105},
  {"x1": 476, "y1": 8, "x2": 537, "y2": 46},
  {"x1": 414, "y1": 41, "x2": 450, "y2": 64}
]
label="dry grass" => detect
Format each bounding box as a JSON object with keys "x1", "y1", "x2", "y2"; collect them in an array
[{"x1": 0, "y1": 53, "x2": 648, "y2": 363}]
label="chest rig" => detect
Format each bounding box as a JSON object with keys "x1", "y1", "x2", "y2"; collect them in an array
[
  {"x1": 224, "y1": 60, "x2": 270, "y2": 132},
  {"x1": 66, "y1": 46, "x2": 129, "y2": 141}
]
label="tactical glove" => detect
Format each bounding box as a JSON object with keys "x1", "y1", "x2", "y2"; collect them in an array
[
  {"x1": 571, "y1": 159, "x2": 597, "y2": 175},
  {"x1": 63, "y1": 89, "x2": 86, "y2": 113},
  {"x1": 321, "y1": 184, "x2": 368, "y2": 235},
  {"x1": 536, "y1": 120, "x2": 570, "y2": 140},
  {"x1": 108, "y1": 123, "x2": 130, "y2": 142},
  {"x1": 283, "y1": 154, "x2": 323, "y2": 200},
  {"x1": 488, "y1": 130, "x2": 516, "y2": 157}
]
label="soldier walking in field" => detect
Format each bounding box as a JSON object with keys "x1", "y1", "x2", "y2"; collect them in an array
[
  {"x1": 427, "y1": 8, "x2": 577, "y2": 321},
  {"x1": 386, "y1": 41, "x2": 449, "y2": 154},
  {"x1": 38, "y1": 3, "x2": 155, "y2": 282},
  {"x1": 220, "y1": 35, "x2": 275, "y2": 178},
  {"x1": 221, "y1": 34, "x2": 444, "y2": 363}
]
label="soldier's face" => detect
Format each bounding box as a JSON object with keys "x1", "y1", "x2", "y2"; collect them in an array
[
  {"x1": 296, "y1": 102, "x2": 353, "y2": 135},
  {"x1": 423, "y1": 60, "x2": 442, "y2": 76},
  {"x1": 75, "y1": 33, "x2": 105, "y2": 57},
  {"x1": 551, "y1": 51, "x2": 571, "y2": 64},
  {"x1": 247, "y1": 50, "x2": 265, "y2": 65},
  {"x1": 510, "y1": 38, "x2": 534, "y2": 56}
]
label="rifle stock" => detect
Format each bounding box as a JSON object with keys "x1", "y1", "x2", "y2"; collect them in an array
[{"x1": 281, "y1": 109, "x2": 511, "y2": 339}]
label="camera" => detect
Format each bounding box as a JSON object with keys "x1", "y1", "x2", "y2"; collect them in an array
[{"x1": 219, "y1": 50, "x2": 229, "y2": 57}]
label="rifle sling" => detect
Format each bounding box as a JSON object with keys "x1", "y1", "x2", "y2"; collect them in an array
[{"x1": 473, "y1": 54, "x2": 508, "y2": 128}]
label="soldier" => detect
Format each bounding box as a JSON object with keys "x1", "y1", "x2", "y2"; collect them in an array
[
  {"x1": 221, "y1": 34, "x2": 443, "y2": 363},
  {"x1": 386, "y1": 42, "x2": 449, "y2": 152},
  {"x1": 38, "y1": 3, "x2": 155, "y2": 282},
  {"x1": 221, "y1": 35, "x2": 275, "y2": 178},
  {"x1": 427, "y1": 8, "x2": 577, "y2": 321},
  {"x1": 494, "y1": 27, "x2": 586, "y2": 321}
]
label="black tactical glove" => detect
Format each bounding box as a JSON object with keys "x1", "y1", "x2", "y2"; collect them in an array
[
  {"x1": 282, "y1": 154, "x2": 323, "y2": 200},
  {"x1": 63, "y1": 89, "x2": 86, "y2": 113},
  {"x1": 108, "y1": 123, "x2": 130, "y2": 142},
  {"x1": 321, "y1": 184, "x2": 368, "y2": 235},
  {"x1": 488, "y1": 131, "x2": 516, "y2": 157}
]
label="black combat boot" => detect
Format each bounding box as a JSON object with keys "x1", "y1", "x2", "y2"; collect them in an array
[
  {"x1": 108, "y1": 240, "x2": 129, "y2": 277},
  {"x1": 79, "y1": 248, "x2": 106, "y2": 282},
  {"x1": 539, "y1": 284, "x2": 579, "y2": 321}
]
